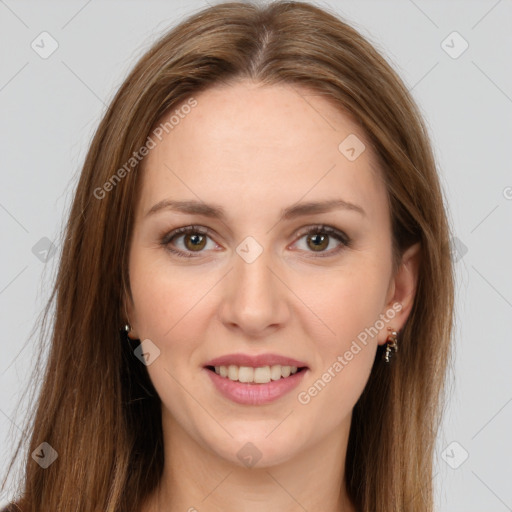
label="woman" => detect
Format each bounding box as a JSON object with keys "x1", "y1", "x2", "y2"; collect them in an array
[{"x1": 1, "y1": 1, "x2": 454, "y2": 511}]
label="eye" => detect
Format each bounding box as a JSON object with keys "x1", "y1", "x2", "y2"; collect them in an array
[
  {"x1": 161, "y1": 224, "x2": 351, "y2": 259},
  {"x1": 161, "y1": 225, "x2": 218, "y2": 258},
  {"x1": 293, "y1": 225, "x2": 350, "y2": 257}
]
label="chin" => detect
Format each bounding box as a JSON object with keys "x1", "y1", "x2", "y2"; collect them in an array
[{"x1": 200, "y1": 427, "x2": 307, "y2": 470}]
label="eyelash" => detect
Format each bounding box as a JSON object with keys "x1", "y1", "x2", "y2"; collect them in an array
[{"x1": 160, "y1": 224, "x2": 351, "y2": 259}]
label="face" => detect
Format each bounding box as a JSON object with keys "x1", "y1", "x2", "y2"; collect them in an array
[{"x1": 125, "y1": 80, "x2": 406, "y2": 468}]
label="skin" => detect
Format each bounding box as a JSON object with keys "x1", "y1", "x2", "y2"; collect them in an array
[{"x1": 125, "y1": 79, "x2": 420, "y2": 512}]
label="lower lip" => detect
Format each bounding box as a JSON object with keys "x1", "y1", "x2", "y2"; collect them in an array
[{"x1": 204, "y1": 367, "x2": 308, "y2": 405}]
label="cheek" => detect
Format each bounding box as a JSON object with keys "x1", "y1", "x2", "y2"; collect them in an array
[
  {"x1": 292, "y1": 275, "x2": 386, "y2": 430},
  {"x1": 295, "y1": 256, "x2": 390, "y2": 393},
  {"x1": 128, "y1": 246, "x2": 209, "y2": 342},
  {"x1": 299, "y1": 257, "x2": 390, "y2": 346},
  {"x1": 127, "y1": 253, "x2": 214, "y2": 424}
]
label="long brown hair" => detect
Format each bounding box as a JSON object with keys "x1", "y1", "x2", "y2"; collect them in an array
[{"x1": 2, "y1": 2, "x2": 454, "y2": 511}]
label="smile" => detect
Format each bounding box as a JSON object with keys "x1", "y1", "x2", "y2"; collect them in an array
[
  {"x1": 206, "y1": 364, "x2": 304, "y2": 383},
  {"x1": 203, "y1": 355, "x2": 309, "y2": 405}
]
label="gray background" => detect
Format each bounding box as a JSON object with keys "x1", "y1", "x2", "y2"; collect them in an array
[{"x1": 1, "y1": 1, "x2": 511, "y2": 510}]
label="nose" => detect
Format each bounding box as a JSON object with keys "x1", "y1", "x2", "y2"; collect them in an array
[{"x1": 217, "y1": 244, "x2": 290, "y2": 338}]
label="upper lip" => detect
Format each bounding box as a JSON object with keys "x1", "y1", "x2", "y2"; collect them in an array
[{"x1": 204, "y1": 353, "x2": 308, "y2": 368}]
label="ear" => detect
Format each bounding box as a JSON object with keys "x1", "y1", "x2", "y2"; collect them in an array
[{"x1": 378, "y1": 242, "x2": 421, "y2": 345}]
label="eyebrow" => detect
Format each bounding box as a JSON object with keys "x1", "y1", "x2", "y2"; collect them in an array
[{"x1": 145, "y1": 198, "x2": 365, "y2": 220}]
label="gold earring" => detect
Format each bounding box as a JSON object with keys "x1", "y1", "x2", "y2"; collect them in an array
[{"x1": 383, "y1": 327, "x2": 398, "y2": 363}]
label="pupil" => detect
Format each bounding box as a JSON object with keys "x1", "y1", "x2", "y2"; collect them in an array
[
  {"x1": 187, "y1": 233, "x2": 205, "y2": 250},
  {"x1": 309, "y1": 233, "x2": 328, "y2": 251}
]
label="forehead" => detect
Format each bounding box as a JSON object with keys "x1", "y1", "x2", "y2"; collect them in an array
[{"x1": 137, "y1": 80, "x2": 388, "y2": 222}]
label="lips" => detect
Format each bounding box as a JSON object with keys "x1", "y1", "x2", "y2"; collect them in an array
[
  {"x1": 203, "y1": 353, "x2": 309, "y2": 405},
  {"x1": 204, "y1": 353, "x2": 308, "y2": 368}
]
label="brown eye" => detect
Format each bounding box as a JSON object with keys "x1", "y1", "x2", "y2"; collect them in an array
[
  {"x1": 184, "y1": 233, "x2": 207, "y2": 251},
  {"x1": 294, "y1": 225, "x2": 350, "y2": 257},
  {"x1": 306, "y1": 232, "x2": 329, "y2": 252},
  {"x1": 162, "y1": 225, "x2": 215, "y2": 258}
]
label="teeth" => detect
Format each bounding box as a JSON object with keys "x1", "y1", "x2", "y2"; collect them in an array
[
  {"x1": 254, "y1": 367, "x2": 270, "y2": 384},
  {"x1": 228, "y1": 365, "x2": 238, "y2": 380},
  {"x1": 238, "y1": 366, "x2": 254, "y2": 383},
  {"x1": 213, "y1": 364, "x2": 301, "y2": 383},
  {"x1": 270, "y1": 365, "x2": 282, "y2": 381}
]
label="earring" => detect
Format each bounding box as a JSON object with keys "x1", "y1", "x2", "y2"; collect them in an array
[
  {"x1": 382, "y1": 327, "x2": 398, "y2": 363},
  {"x1": 123, "y1": 324, "x2": 132, "y2": 339}
]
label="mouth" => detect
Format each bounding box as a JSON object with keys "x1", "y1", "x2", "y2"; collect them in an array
[
  {"x1": 205, "y1": 364, "x2": 308, "y2": 384},
  {"x1": 203, "y1": 354, "x2": 309, "y2": 405},
  {"x1": 203, "y1": 354, "x2": 309, "y2": 406}
]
